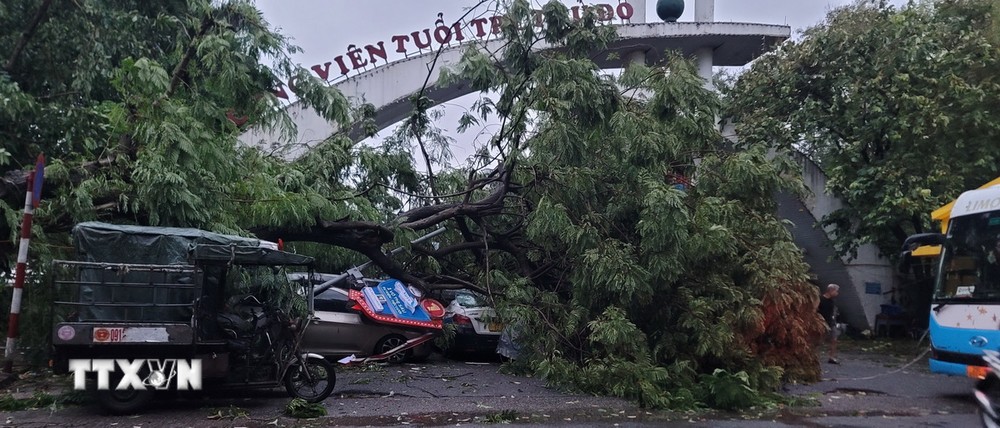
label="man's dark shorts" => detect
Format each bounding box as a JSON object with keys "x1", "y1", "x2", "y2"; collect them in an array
[{"x1": 827, "y1": 323, "x2": 840, "y2": 340}]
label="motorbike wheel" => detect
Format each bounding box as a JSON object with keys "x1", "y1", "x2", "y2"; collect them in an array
[{"x1": 284, "y1": 356, "x2": 335, "y2": 403}]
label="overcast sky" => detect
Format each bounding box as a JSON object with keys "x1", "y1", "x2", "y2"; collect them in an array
[
  {"x1": 257, "y1": 0, "x2": 907, "y2": 70},
  {"x1": 253, "y1": 0, "x2": 908, "y2": 167}
]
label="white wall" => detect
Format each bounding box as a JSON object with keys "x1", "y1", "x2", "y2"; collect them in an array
[{"x1": 796, "y1": 152, "x2": 896, "y2": 329}]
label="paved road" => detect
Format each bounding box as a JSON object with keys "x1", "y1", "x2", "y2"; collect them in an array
[
  {"x1": 0, "y1": 345, "x2": 983, "y2": 427},
  {"x1": 701, "y1": 348, "x2": 980, "y2": 428}
]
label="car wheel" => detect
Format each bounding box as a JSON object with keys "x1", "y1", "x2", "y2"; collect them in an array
[{"x1": 375, "y1": 335, "x2": 409, "y2": 364}]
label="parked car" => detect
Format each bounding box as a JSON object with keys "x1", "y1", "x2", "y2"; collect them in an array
[
  {"x1": 295, "y1": 274, "x2": 431, "y2": 364},
  {"x1": 432, "y1": 289, "x2": 502, "y2": 355}
]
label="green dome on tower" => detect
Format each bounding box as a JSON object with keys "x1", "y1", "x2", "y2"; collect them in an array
[{"x1": 656, "y1": 0, "x2": 684, "y2": 22}]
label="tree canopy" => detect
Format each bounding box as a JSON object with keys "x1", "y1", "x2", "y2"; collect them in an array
[
  {"x1": 0, "y1": 0, "x2": 423, "y2": 266},
  {"x1": 349, "y1": 0, "x2": 823, "y2": 409},
  {"x1": 726, "y1": 0, "x2": 1000, "y2": 259}
]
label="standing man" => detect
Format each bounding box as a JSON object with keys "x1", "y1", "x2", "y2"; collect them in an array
[{"x1": 818, "y1": 283, "x2": 841, "y2": 364}]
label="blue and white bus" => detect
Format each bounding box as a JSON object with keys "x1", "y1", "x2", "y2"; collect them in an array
[{"x1": 905, "y1": 182, "x2": 1000, "y2": 378}]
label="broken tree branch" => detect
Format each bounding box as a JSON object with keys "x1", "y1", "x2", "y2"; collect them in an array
[{"x1": 4, "y1": 0, "x2": 54, "y2": 72}]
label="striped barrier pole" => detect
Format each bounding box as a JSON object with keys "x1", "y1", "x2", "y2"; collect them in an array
[{"x1": 4, "y1": 154, "x2": 44, "y2": 373}]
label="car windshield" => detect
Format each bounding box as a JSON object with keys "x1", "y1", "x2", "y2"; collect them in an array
[
  {"x1": 454, "y1": 290, "x2": 490, "y2": 308},
  {"x1": 935, "y1": 212, "x2": 1000, "y2": 301}
]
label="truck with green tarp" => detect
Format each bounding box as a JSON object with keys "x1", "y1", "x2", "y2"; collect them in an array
[{"x1": 49, "y1": 222, "x2": 334, "y2": 414}]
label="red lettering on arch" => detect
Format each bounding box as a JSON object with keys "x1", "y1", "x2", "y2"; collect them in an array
[
  {"x1": 272, "y1": 84, "x2": 289, "y2": 100},
  {"x1": 470, "y1": 18, "x2": 489, "y2": 37},
  {"x1": 489, "y1": 15, "x2": 503, "y2": 35},
  {"x1": 391, "y1": 34, "x2": 411, "y2": 53},
  {"x1": 365, "y1": 41, "x2": 388, "y2": 64},
  {"x1": 617, "y1": 2, "x2": 634, "y2": 20},
  {"x1": 311, "y1": 62, "x2": 333, "y2": 81},
  {"x1": 411, "y1": 29, "x2": 432, "y2": 49},
  {"x1": 333, "y1": 55, "x2": 350, "y2": 76}
]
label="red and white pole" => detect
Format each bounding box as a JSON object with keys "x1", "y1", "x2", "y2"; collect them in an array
[{"x1": 5, "y1": 154, "x2": 44, "y2": 372}]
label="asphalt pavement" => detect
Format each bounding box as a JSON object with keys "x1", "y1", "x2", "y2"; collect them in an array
[
  {"x1": 709, "y1": 341, "x2": 981, "y2": 428},
  {"x1": 0, "y1": 342, "x2": 985, "y2": 427}
]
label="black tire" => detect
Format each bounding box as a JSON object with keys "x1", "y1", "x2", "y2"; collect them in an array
[
  {"x1": 284, "y1": 356, "x2": 335, "y2": 403},
  {"x1": 977, "y1": 375, "x2": 1000, "y2": 427},
  {"x1": 375, "y1": 335, "x2": 409, "y2": 364},
  {"x1": 95, "y1": 387, "x2": 155, "y2": 415}
]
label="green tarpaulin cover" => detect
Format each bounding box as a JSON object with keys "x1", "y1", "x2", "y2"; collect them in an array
[
  {"x1": 67, "y1": 222, "x2": 312, "y2": 322},
  {"x1": 72, "y1": 221, "x2": 266, "y2": 265}
]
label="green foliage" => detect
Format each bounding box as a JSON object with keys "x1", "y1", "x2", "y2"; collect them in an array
[
  {"x1": 433, "y1": 321, "x2": 459, "y2": 352},
  {"x1": 0, "y1": 390, "x2": 89, "y2": 411},
  {"x1": 284, "y1": 398, "x2": 326, "y2": 418},
  {"x1": 483, "y1": 409, "x2": 519, "y2": 424},
  {"x1": 0, "y1": 271, "x2": 66, "y2": 364},
  {"x1": 696, "y1": 369, "x2": 768, "y2": 410},
  {"x1": 0, "y1": 0, "x2": 825, "y2": 413},
  {"x1": 0, "y1": 0, "x2": 417, "y2": 367},
  {"x1": 0, "y1": 0, "x2": 400, "y2": 237},
  {"x1": 0, "y1": 392, "x2": 55, "y2": 411},
  {"x1": 429, "y1": 0, "x2": 823, "y2": 411},
  {"x1": 230, "y1": 266, "x2": 308, "y2": 318},
  {"x1": 726, "y1": 0, "x2": 1000, "y2": 259},
  {"x1": 206, "y1": 405, "x2": 250, "y2": 421}
]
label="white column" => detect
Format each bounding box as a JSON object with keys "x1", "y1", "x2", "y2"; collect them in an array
[
  {"x1": 624, "y1": 50, "x2": 651, "y2": 100},
  {"x1": 696, "y1": 47, "x2": 714, "y2": 90},
  {"x1": 695, "y1": 0, "x2": 715, "y2": 22},
  {"x1": 694, "y1": 0, "x2": 715, "y2": 89}
]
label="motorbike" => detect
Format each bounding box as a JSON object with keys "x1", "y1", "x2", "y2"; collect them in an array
[
  {"x1": 218, "y1": 294, "x2": 334, "y2": 401},
  {"x1": 975, "y1": 349, "x2": 1000, "y2": 428},
  {"x1": 49, "y1": 222, "x2": 335, "y2": 414}
]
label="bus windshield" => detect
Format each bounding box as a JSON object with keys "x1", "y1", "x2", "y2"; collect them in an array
[{"x1": 935, "y1": 212, "x2": 1000, "y2": 301}]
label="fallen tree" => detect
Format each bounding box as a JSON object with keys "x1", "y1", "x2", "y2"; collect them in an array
[{"x1": 1, "y1": 0, "x2": 825, "y2": 411}]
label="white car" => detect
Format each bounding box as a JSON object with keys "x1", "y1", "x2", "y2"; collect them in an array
[{"x1": 435, "y1": 289, "x2": 501, "y2": 354}]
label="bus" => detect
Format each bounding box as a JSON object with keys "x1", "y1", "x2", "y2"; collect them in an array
[{"x1": 903, "y1": 178, "x2": 1000, "y2": 378}]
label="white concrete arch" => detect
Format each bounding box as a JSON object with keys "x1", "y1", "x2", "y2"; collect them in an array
[
  {"x1": 779, "y1": 151, "x2": 896, "y2": 331},
  {"x1": 238, "y1": 21, "x2": 790, "y2": 158}
]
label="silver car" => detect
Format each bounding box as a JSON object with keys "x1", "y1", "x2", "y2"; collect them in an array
[{"x1": 300, "y1": 285, "x2": 431, "y2": 364}]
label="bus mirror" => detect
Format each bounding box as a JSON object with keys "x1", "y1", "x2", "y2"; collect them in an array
[
  {"x1": 897, "y1": 250, "x2": 913, "y2": 275},
  {"x1": 901, "y1": 233, "x2": 946, "y2": 251}
]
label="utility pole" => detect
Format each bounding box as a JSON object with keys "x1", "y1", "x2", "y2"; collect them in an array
[{"x1": 4, "y1": 154, "x2": 44, "y2": 373}]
